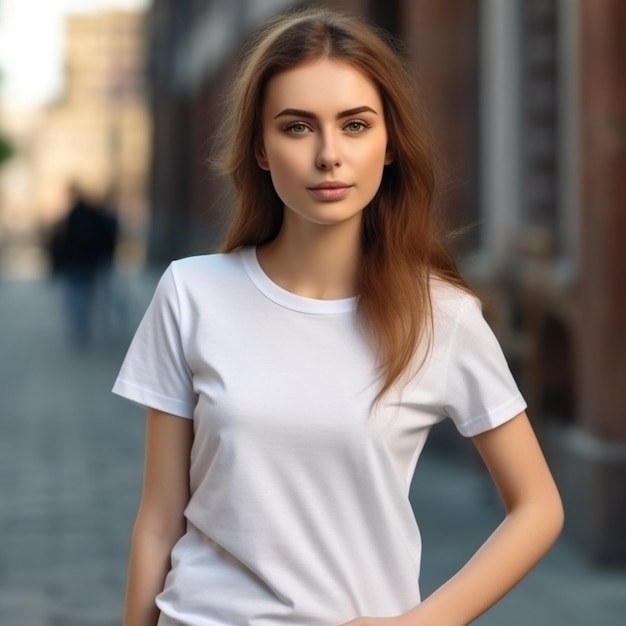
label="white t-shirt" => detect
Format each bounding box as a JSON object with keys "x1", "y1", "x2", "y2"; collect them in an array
[{"x1": 113, "y1": 247, "x2": 526, "y2": 626}]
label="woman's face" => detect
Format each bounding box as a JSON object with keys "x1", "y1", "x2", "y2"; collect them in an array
[{"x1": 258, "y1": 58, "x2": 391, "y2": 232}]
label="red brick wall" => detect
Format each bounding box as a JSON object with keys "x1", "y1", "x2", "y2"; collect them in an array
[
  {"x1": 401, "y1": 0, "x2": 480, "y2": 251},
  {"x1": 578, "y1": 0, "x2": 626, "y2": 439}
]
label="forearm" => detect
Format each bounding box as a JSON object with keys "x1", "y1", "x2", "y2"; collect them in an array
[
  {"x1": 404, "y1": 495, "x2": 563, "y2": 625},
  {"x1": 123, "y1": 524, "x2": 180, "y2": 626},
  {"x1": 125, "y1": 410, "x2": 193, "y2": 626}
]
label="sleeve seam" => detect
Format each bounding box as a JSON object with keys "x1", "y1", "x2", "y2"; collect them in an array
[
  {"x1": 168, "y1": 262, "x2": 194, "y2": 381},
  {"x1": 441, "y1": 294, "x2": 476, "y2": 404},
  {"x1": 457, "y1": 394, "x2": 527, "y2": 437},
  {"x1": 113, "y1": 377, "x2": 195, "y2": 419}
]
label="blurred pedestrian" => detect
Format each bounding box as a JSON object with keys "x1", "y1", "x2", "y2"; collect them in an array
[
  {"x1": 50, "y1": 183, "x2": 114, "y2": 344},
  {"x1": 113, "y1": 8, "x2": 564, "y2": 626}
]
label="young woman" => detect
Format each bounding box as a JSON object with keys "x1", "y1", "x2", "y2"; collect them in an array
[{"x1": 113, "y1": 8, "x2": 563, "y2": 626}]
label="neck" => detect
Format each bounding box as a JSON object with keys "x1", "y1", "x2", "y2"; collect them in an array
[{"x1": 257, "y1": 216, "x2": 362, "y2": 300}]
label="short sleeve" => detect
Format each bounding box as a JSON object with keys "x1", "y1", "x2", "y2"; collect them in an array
[
  {"x1": 443, "y1": 296, "x2": 527, "y2": 437},
  {"x1": 112, "y1": 264, "x2": 196, "y2": 418}
]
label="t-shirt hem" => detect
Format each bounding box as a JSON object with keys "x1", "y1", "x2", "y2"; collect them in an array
[
  {"x1": 456, "y1": 395, "x2": 527, "y2": 437},
  {"x1": 112, "y1": 378, "x2": 195, "y2": 419}
]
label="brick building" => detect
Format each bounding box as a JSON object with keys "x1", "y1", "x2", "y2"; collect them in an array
[
  {"x1": 39, "y1": 10, "x2": 151, "y2": 230},
  {"x1": 144, "y1": 0, "x2": 626, "y2": 563}
]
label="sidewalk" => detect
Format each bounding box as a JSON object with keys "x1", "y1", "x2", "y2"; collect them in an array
[
  {"x1": 0, "y1": 272, "x2": 624, "y2": 625},
  {"x1": 0, "y1": 270, "x2": 158, "y2": 626}
]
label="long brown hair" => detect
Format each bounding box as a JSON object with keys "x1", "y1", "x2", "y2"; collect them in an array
[{"x1": 212, "y1": 7, "x2": 473, "y2": 401}]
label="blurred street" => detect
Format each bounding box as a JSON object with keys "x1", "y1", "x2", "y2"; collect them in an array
[
  {"x1": 0, "y1": 272, "x2": 624, "y2": 626},
  {"x1": 0, "y1": 269, "x2": 156, "y2": 626}
]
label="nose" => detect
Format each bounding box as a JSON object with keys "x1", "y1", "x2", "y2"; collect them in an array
[{"x1": 315, "y1": 131, "x2": 342, "y2": 170}]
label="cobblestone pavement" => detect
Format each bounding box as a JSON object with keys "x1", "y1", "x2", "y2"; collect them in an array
[{"x1": 0, "y1": 272, "x2": 624, "y2": 625}]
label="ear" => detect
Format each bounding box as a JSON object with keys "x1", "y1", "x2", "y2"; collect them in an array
[
  {"x1": 384, "y1": 145, "x2": 394, "y2": 166},
  {"x1": 256, "y1": 144, "x2": 270, "y2": 171}
]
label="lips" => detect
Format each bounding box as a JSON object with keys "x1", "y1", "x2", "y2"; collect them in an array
[
  {"x1": 309, "y1": 181, "x2": 351, "y2": 190},
  {"x1": 307, "y1": 181, "x2": 353, "y2": 201}
]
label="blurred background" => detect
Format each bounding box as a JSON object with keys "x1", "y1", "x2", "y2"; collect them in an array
[{"x1": 0, "y1": 0, "x2": 624, "y2": 624}]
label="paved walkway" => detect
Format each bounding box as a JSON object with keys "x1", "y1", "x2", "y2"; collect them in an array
[{"x1": 0, "y1": 272, "x2": 624, "y2": 625}]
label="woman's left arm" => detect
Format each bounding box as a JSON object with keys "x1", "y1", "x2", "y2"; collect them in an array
[{"x1": 342, "y1": 411, "x2": 564, "y2": 626}]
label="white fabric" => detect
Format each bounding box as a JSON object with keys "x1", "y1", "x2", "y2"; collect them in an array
[{"x1": 113, "y1": 247, "x2": 526, "y2": 626}]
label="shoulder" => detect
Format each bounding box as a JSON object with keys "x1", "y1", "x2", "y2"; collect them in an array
[
  {"x1": 165, "y1": 249, "x2": 248, "y2": 289},
  {"x1": 428, "y1": 276, "x2": 509, "y2": 369},
  {"x1": 429, "y1": 275, "x2": 480, "y2": 328},
  {"x1": 170, "y1": 249, "x2": 244, "y2": 276},
  {"x1": 155, "y1": 249, "x2": 255, "y2": 316}
]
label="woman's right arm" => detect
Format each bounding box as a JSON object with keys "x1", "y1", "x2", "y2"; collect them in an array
[{"x1": 124, "y1": 408, "x2": 194, "y2": 626}]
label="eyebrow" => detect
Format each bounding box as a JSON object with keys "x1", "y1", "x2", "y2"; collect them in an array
[{"x1": 273, "y1": 106, "x2": 379, "y2": 120}]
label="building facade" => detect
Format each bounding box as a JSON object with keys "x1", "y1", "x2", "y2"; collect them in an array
[
  {"x1": 0, "y1": 9, "x2": 150, "y2": 273},
  {"x1": 145, "y1": 0, "x2": 626, "y2": 563}
]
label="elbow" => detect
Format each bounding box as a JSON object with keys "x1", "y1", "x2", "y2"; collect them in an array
[
  {"x1": 134, "y1": 501, "x2": 187, "y2": 547},
  {"x1": 544, "y1": 471, "x2": 565, "y2": 543},
  {"x1": 508, "y1": 481, "x2": 565, "y2": 551},
  {"x1": 549, "y1": 485, "x2": 565, "y2": 543},
  {"x1": 529, "y1": 482, "x2": 565, "y2": 550}
]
